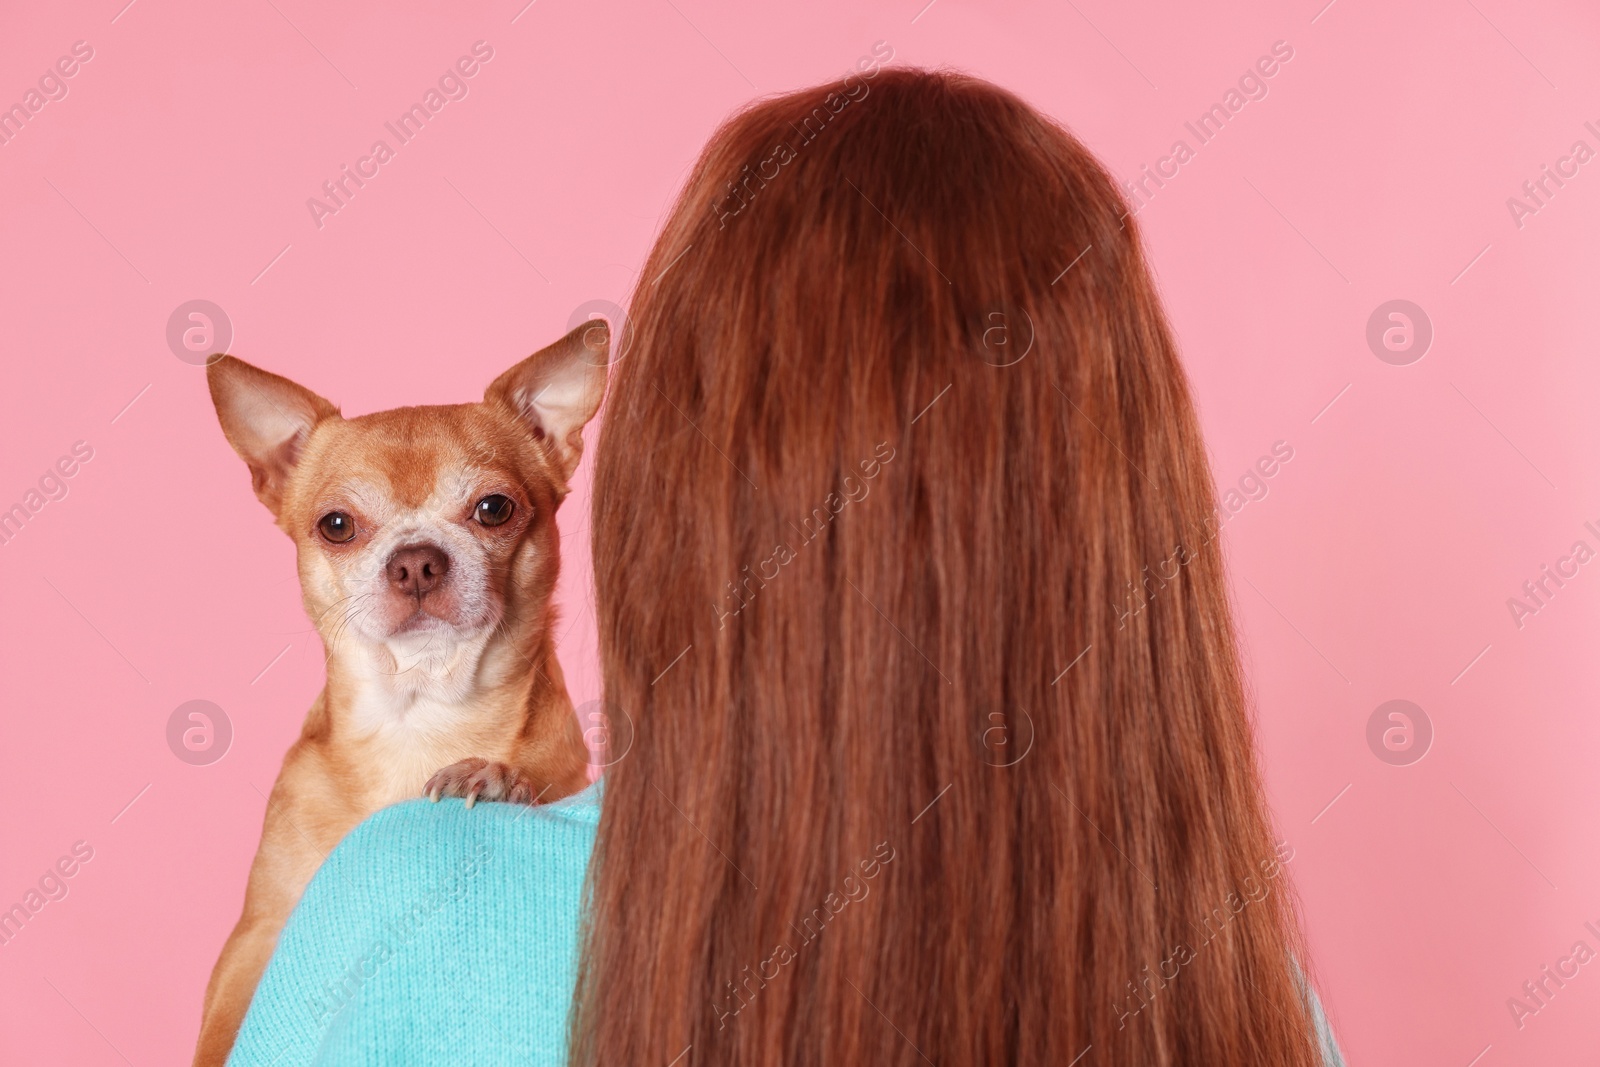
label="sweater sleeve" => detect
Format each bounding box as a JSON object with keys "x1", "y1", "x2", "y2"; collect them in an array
[
  {"x1": 225, "y1": 784, "x2": 601, "y2": 1067},
  {"x1": 1309, "y1": 983, "x2": 1345, "y2": 1067}
]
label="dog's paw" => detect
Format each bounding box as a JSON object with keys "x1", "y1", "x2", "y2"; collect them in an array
[{"x1": 424, "y1": 758, "x2": 539, "y2": 808}]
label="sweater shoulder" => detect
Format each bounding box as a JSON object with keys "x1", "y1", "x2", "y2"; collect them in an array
[{"x1": 321, "y1": 778, "x2": 603, "y2": 888}]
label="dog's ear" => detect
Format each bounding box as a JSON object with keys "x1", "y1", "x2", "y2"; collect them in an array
[
  {"x1": 485, "y1": 320, "x2": 610, "y2": 480},
  {"x1": 207, "y1": 356, "x2": 340, "y2": 517}
]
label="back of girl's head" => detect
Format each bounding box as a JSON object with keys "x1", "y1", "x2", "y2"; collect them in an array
[{"x1": 578, "y1": 67, "x2": 1322, "y2": 1066}]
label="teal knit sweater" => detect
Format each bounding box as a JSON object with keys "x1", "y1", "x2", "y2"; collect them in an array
[
  {"x1": 227, "y1": 783, "x2": 602, "y2": 1066},
  {"x1": 227, "y1": 781, "x2": 1344, "y2": 1065}
]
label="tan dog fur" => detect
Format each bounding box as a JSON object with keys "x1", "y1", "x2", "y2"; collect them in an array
[{"x1": 190, "y1": 322, "x2": 608, "y2": 1066}]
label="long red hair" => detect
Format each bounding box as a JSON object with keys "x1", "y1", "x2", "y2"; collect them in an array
[{"x1": 575, "y1": 68, "x2": 1322, "y2": 1066}]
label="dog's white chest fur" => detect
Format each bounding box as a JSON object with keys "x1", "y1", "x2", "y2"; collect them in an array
[{"x1": 337, "y1": 632, "x2": 515, "y2": 801}]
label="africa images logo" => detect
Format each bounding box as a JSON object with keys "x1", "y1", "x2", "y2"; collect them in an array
[{"x1": 305, "y1": 41, "x2": 496, "y2": 229}]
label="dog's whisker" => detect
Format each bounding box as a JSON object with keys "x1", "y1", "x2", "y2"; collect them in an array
[
  {"x1": 325, "y1": 597, "x2": 374, "y2": 654},
  {"x1": 313, "y1": 590, "x2": 370, "y2": 629}
]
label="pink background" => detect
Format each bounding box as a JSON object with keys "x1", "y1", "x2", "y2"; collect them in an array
[{"x1": 1, "y1": 0, "x2": 1597, "y2": 1063}]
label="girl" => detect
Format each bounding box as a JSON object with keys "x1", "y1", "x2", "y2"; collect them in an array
[{"x1": 228, "y1": 69, "x2": 1342, "y2": 1067}]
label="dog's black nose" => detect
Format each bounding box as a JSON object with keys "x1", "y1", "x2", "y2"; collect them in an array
[{"x1": 386, "y1": 544, "x2": 451, "y2": 598}]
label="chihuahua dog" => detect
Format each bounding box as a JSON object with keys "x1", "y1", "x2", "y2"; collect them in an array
[{"x1": 190, "y1": 322, "x2": 608, "y2": 1066}]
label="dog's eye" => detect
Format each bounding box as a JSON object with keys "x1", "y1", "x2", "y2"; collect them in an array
[
  {"x1": 474, "y1": 495, "x2": 514, "y2": 527},
  {"x1": 317, "y1": 512, "x2": 356, "y2": 543}
]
